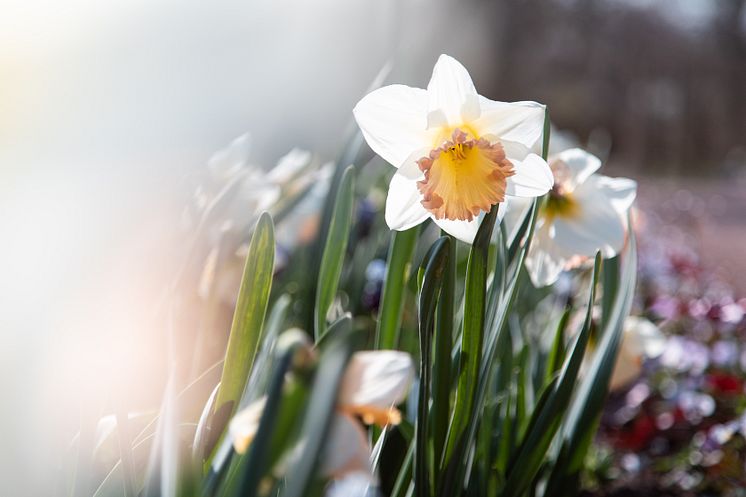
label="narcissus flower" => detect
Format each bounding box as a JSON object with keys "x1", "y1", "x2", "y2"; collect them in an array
[
  {"x1": 353, "y1": 54, "x2": 553, "y2": 243},
  {"x1": 610, "y1": 316, "x2": 666, "y2": 391},
  {"x1": 193, "y1": 134, "x2": 312, "y2": 237},
  {"x1": 506, "y1": 148, "x2": 637, "y2": 286},
  {"x1": 230, "y1": 350, "x2": 414, "y2": 481}
]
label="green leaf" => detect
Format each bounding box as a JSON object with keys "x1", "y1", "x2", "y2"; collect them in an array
[
  {"x1": 443, "y1": 205, "x2": 499, "y2": 467},
  {"x1": 241, "y1": 294, "x2": 292, "y2": 408},
  {"x1": 500, "y1": 254, "x2": 601, "y2": 497},
  {"x1": 232, "y1": 335, "x2": 308, "y2": 497},
  {"x1": 314, "y1": 313, "x2": 353, "y2": 351},
  {"x1": 487, "y1": 226, "x2": 508, "y2": 328},
  {"x1": 415, "y1": 237, "x2": 451, "y2": 497},
  {"x1": 516, "y1": 343, "x2": 532, "y2": 437},
  {"x1": 315, "y1": 165, "x2": 356, "y2": 339},
  {"x1": 192, "y1": 383, "x2": 220, "y2": 466},
  {"x1": 432, "y1": 233, "x2": 456, "y2": 467},
  {"x1": 541, "y1": 107, "x2": 551, "y2": 161},
  {"x1": 301, "y1": 114, "x2": 368, "y2": 333},
  {"x1": 545, "y1": 231, "x2": 637, "y2": 496},
  {"x1": 438, "y1": 200, "x2": 540, "y2": 496},
  {"x1": 391, "y1": 444, "x2": 415, "y2": 497},
  {"x1": 506, "y1": 199, "x2": 539, "y2": 273},
  {"x1": 376, "y1": 227, "x2": 419, "y2": 349},
  {"x1": 282, "y1": 321, "x2": 359, "y2": 497},
  {"x1": 600, "y1": 255, "x2": 620, "y2": 332},
  {"x1": 215, "y1": 212, "x2": 275, "y2": 417},
  {"x1": 495, "y1": 350, "x2": 513, "y2": 478},
  {"x1": 544, "y1": 308, "x2": 571, "y2": 387}
]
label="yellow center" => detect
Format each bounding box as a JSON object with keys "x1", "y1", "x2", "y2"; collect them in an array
[
  {"x1": 543, "y1": 159, "x2": 580, "y2": 220},
  {"x1": 235, "y1": 404, "x2": 403, "y2": 455},
  {"x1": 417, "y1": 128, "x2": 515, "y2": 221},
  {"x1": 340, "y1": 404, "x2": 402, "y2": 427},
  {"x1": 542, "y1": 187, "x2": 579, "y2": 221}
]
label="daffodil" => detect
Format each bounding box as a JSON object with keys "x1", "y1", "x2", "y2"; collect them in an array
[
  {"x1": 610, "y1": 316, "x2": 666, "y2": 391},
  {"x1": 353, "y1": 54, "x2": 553, "y2": 243},
  {"x1": 230, "y1": 350, "x2": 414, "y2": 481},
  {"x1": 506, "y1": 148, "x2": 637, "y2": 287},
  {"x1": 195, "y1": 137, "x2": 319, "y2": 303},
  {"x1": 192, "y1": 133, "x2": 314, "y2": 242}
]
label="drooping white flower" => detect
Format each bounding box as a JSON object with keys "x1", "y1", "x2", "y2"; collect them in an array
[
  {"x1": 193, "y1": 135, "x2": 313, "y2": 240},
  {"x1": 506, "y1": 148, "x2": 637, "y2": 287},
  {"x1": 196, "y1": 133, "x2": 278, "y2": 225},
  {"x1": 610, "y1": 316, "x2": 666, "y2": 391},
  {"x1": 353, "y1": 54, "x2": 554, "y2": 243},
  {"x1": 229, "y1": 350, "x2": 414, "y2": 481},
  {"x1": 274, "y1": 162, "x2": 335, "y2": 250},
  {"x1": 195, "y1": 138, "x2": 317, "y2": 303}
]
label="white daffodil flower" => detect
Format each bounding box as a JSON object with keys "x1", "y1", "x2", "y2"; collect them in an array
[
  {"x1": 195, "y1": 139, "x2": 316, "y2": 303},
  {"x1": 353, "y1": 54, "x2": 554, "y2": 243},
  {"x1": 229, "y1": 350, "x2": 414, "y2": 481},
  {"x1": 196, "y1": 133, "x2": 279, "y2": 223},
  {"x1": 610, "y1": 316, "x2": 667, "y2": 391},
  {"x1": 506, "y1": 148, "x2": 637, "y2": 287},
  {"x1": 194, "y1": 134, "x2": 313, "y2": 239}
]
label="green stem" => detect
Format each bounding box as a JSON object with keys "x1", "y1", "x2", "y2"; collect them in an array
[
  {"x1": 375, "y1": 227, "x2": 419, "y2": 349},
  {"x1": 432, "y1": 233, "x2": 455, "y2": 467}
]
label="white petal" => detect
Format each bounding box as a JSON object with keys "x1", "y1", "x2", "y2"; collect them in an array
[
  {"x1": 338, "y1": 351, "x2": 415, "y2": 409},
  {"x1": 208, "y1": 132, "x2": 252, "y2": 178},
  {"x1": 552, "y1": 190, "x2": 626, "y2": 257},
  {"x1": 473, "y1": 99, "x2": 546, "y2": 149},
  {"x1": 547, "y1": 128, "x2": 581, "y2": 156},
  {"x1": 426, "y1": 54, "x2": 480, "y2": 128},
  {"x1": 433, "y1": 216, "x2": 479, "y2": 244},
  {"x1": 501, "y1": 196, "x2": 532, "y2": 242},
  {"x1": 267, "y1": 148, "x2": 312, "y2": 184},
  {"x1": 325, "y1": 471, "x2": 378, "y2": 497},
  {"x1": 500, "y1": 139, "x2": 531, "y2": 162},
  {"x1": 229, "y1": 396, "x2": 267, "y2": 454},
  {"x1": 551, "y1": 148, "x2": 601, "y2": 191},
  {"x1": 524, "y1": 223, "x2": 567, "y2": 287},
  {"x1": 249, "y1": 182, "x2": 281, "y2": 212},
  {"x1": 625, "y1": 316, "x2": 666, "y2": 359},
  {"x1": 321, "y1": 414, "x2": 371, "y2": 478},
  {"x1": 384, "y1": 160, "x2": 430, "y2": 231},
  {"x1": 432, "y1": 203, "x2": 506, "y2": 244},
  {"x1": 506, "y1": 154, "x2": 554, "y2": 198},
  {"x1": 610, "y1": 317, "x2": 664, "y2": 391},
  {"x1": 585, "y1": 175, "x2": 637, "y2": 214},
  {"x1": 353, "y1": 84, "x2": 430, "y2": 168},
  {"x1": 610, "y1": 343, "x2": 643, "y2": 391}
]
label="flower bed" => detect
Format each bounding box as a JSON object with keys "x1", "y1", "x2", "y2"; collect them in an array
[{"x1": 589, "y1": 211, "x2": 746, "y2": 496}]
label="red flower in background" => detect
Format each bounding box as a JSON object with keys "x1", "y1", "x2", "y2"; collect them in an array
[
  {"x1": 614, "y1": 414, "x2": 657, "y2": 451},
  {"x1": 707, "y1": 373, "x2": 743, "y2": 396}
]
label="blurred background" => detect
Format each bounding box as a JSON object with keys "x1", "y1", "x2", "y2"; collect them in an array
[{"x1": 1, "y1": 0, "x2": 744, "y2": 495}]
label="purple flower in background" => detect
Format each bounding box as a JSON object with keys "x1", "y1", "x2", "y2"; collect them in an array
[
  {"x1": 361, "y1": 259, "x2": 387, "y2": 312},
  {"x1": 688, "y1": 298, "x2": 710, "y2": 320},
  {"x1": 720, "y1": 302, "x2": 744, "y2": 324},
  {"x1": 650, "y1": 296, "x2": 680, "y2": 321},
  {"x1": 661, "y1": 336, "x2": 710, "y2": 375},
  {"x1": 678, "y1": 392, "x2": 715, "y2": 424},
  {"x1": 711, "y1": 340, "x2": 738, "y2": 367}
]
